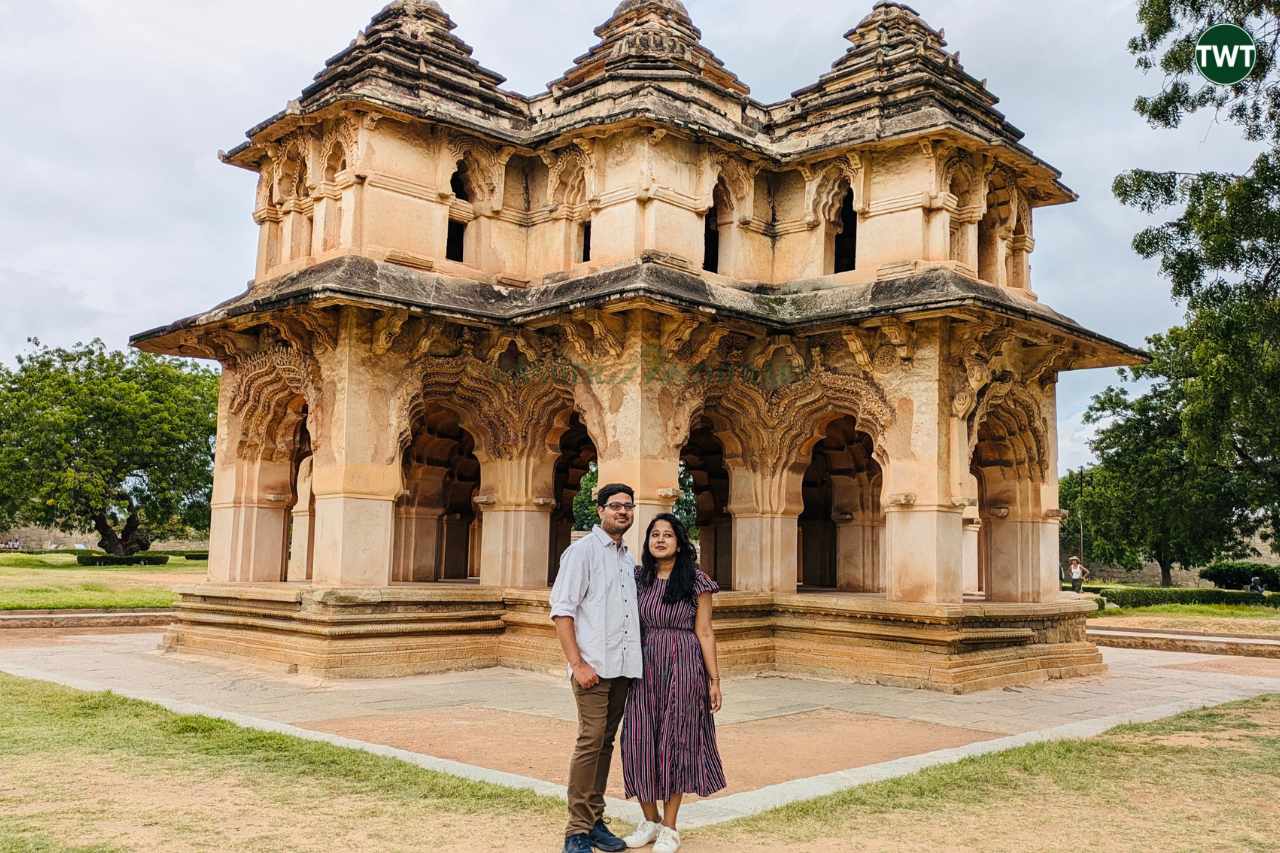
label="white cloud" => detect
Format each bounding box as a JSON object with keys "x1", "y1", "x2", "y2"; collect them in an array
[{"x1": 2, "y1": 0, "x2": 1255, "y2": 475}]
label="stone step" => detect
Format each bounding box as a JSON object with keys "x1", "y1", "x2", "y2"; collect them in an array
[{"x1": 0, "y1": 609, "x2": 176, "y2": 630}]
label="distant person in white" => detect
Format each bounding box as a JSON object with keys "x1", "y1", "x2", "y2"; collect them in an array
[
  {"x1": 1068, "y1": 556, "x2": 1090, "y2": 593},
  {"x1": 549, "y1": 483, "x2": 642, "y2": 853}
]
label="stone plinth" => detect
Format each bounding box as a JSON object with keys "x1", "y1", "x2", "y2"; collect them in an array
[
  {"x1": 164, "y1": 583, "x2": 505, "y2": 678},
  {"x1": 164, "y1": 583, "x2": 1101, "y2": 692}
]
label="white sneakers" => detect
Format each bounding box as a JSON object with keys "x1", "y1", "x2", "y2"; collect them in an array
[
  {"x1": 623, "y1": 821, "x2": 679, "y2": 851},
  {"x1": 623, "y1": 820, "x2": 661, "y2": 848},
  {"x1": 653, "y1": 826, "x2": 681, "y2": 853}
]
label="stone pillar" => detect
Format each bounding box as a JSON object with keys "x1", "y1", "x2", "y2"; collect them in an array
[
  {"x1": 726, "y1": 461, "x2": 804, "y2": 593},
  {"x1": 207, "y1": 369, "x2": 295, "y2": 584},
  {"x1": 392, "y1": 506, "x2": 442, "y2": 582},
  {"x1": 1008, "y1": 235, "x2": 1034, "y2": 291},
  {"x1": 1036, "y1": 386, "x2": 1064, "y2": 601},
  {"x1": 309, "y1": 309, "x2": 403, "y2": 588},
  {"x1": 961, "y1": 515, "x2": 982, "y2": 596},
  {"x1": 475, "y1": 454, "x2": 558, "y2": 588},
  {"x1": 209, "y1": 459, "x2": 293, "y2": 583},
  {"x1": 254, "y1": 209, "x2": 283, "y2": 280},
  {"x1": 393, "y1": 463, "x2": 447, "y2": 583},
  {"x1": 881, "y1": 322, "x2": 964, "y2": 604},
  {"x1": 571, "y1": 312, "x2": 699, "y2": 558},
  {"x1": 286, "y1": 456, "x2": 315, "y2": 583}
]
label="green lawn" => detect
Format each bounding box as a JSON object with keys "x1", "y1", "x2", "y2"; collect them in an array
[
  {"x1": 1, "y1": 673, "x2": 1277, "y2": 852},
  {"x1": 0, "y1": 553, "x2": 205, "y2": 611},
  {"x1": 0, "y1": 584, "x2": 177, "y2": 611},
  {"x1": 1093, "y1": 603, "x2": 1280, "y2": 620},
  {"x1": 0, "y1": 553, "x2": 207, "y2": 573}
]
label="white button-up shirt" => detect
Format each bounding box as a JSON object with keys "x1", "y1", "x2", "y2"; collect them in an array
[{"x1": 549, "y1": 525, "x2": 643, "y2": 680}]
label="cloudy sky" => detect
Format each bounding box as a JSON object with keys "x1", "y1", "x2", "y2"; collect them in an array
[{"x1": 1, "y1": 0, "x2": 1258, "y2": 471}]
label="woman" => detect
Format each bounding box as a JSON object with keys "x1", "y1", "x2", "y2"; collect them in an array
[{"x1": 621, "y1": 513, "x2": 725, "y2": 853}]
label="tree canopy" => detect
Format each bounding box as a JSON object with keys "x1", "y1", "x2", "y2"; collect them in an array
[
  {"x1": 1080, "y1": 339, "x2": 1257, "y2": 585},
  {"x1": 0, "y1": 340, "x2": 219, "y2": 554},
  {"x1": 1077, "y1": 0, "x2": 1280, "y2": 577}
]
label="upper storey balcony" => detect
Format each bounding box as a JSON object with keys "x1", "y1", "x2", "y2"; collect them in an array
[{"x1": 224, "y1": 1, "x2": 1069, "y2": 301}]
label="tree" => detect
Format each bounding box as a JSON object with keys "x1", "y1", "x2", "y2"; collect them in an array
[
  {"x1": 572, "y1": 464, "x2": 599, "y2": 531},
  {"x1": 0, "y1": 340, "x2": 219, "y2": 555},
  {"x1": 571, "y1": 461, "x2": 700, "y2": 539},
  {"x1": 1059, "y1": 465, "x2": 1146, "y2": 573},
  {"x1": 1082, "y1": 342, "x2": 1255, "y2": 586},
  {"x1": 1113, "y1": 0, "x2": 1280, "y2": 547},
  {"x1": 1058, "y1": 467, "x2": 1141, "y2": 569}
]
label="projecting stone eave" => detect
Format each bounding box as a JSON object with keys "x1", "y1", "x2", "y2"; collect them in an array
[
  {"x1": 131, "y1": 256, "x2": 1144, "y2": 370},
  {"x1": 219, "y1": 96, "x2": 1074, "y2": 209}
]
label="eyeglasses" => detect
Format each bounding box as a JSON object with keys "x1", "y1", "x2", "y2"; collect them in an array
[{"x1": 605, "y1": 503, "x2": 636, "y2": 512}]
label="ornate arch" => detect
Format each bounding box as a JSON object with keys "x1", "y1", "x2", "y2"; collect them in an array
[
  {"x1": 969, "y1": 381, "x2": 1049, "y2": 481},
  {"x1": 397, "y1": 350, "x2": 577, "y2": 462},
  {"x1": 544, "y1": 143, "x2": 596, "y2": 209},
  {"x1": 274, "y1": 137, "x2": 310, "y2": 202},
  {"x1": 806, "y1": 155, "x2": 863, "y2": 227},
  {"x1": 226, "y1": 345, "x2": 321, "y2": 462},
  {"x1": 446, "y1": 133, "x2": 502, "y2": 206},
  {"x1": 320, "y1": 118, "x2": 358, "y2": 183}
]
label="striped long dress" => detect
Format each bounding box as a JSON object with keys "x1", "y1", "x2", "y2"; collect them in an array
[{"x1": 621, "y1": 567, "x2": 726, "y2": 802}]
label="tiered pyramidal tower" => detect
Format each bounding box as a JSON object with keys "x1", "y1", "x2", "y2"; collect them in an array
[{"x1": 135, "y1": 1, "x2": 1140, "y2": 692}]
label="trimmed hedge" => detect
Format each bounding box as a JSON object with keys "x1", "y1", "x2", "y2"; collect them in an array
[
  {"x1": 9, "y1": 549, "x2": 104, "y2": 556},
  {"x1": 1199, "y1": 562, "x2": 1280, "y2": 592},
  {"x1": 1073, "y1": 585, "x2": 1279, "y2": 609},
  {"x1": 148, "y1": 550, "x2": 209, "y2": 561},
  {"x1": 75, "y1": 553, "x2": 170, "y2": 567}
]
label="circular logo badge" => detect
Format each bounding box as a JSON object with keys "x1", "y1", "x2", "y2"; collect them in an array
[{"x1": 1196, "y1": 24, "x2": 1258, "y2": 85}]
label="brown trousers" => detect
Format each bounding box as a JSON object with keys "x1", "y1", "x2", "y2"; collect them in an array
[{"x1": 566, "y1": 675, "x2": 631, "y2": 837}]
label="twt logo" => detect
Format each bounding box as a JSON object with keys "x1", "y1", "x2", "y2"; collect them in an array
[{"x1": 1196, "y1": 24, "x2": 1258, "y2": 85}]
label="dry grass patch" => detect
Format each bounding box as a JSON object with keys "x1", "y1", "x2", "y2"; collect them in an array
[
  {"x1": 693, "y1": 695, "x2": 1280, "y2": 853},
  {"x1": 0, "y1": 674, "x2": 562, "y2": 852}
]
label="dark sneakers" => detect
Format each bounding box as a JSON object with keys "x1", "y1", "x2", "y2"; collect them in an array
[
  {"x1": 562, "y1": 834, "x2": 593, "y2": 853},
  {"x1": 588, "y1": 819, "x2": 627, "y2": 852}
]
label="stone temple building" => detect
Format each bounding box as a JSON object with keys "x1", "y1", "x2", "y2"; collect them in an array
[{"x1": 133, "y1": 0, "x2": 1142, "y2": 692}]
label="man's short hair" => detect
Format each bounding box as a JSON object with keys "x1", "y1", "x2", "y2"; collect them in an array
[{"x1": 596, "y1": 483, "x2": 635, "y2": 507}]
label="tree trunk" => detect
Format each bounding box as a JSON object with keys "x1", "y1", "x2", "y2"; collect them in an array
[
  {"x1": 119, "y1": 511, "x2": 151, "y2": 555},
  {"x1": 1158, "y1": 560, "x2": 1173, "y2": 588},
  {"x1": 92, "y1": 514, "x2": 125, "y2": 556},
  {"x1": 92, "y1": 511, "x2": 151, "y2": 556}
]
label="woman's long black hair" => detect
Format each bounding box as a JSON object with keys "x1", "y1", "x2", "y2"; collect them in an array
[{"x1": 639, "y1": 513, "x2": 699, "y2": 604}]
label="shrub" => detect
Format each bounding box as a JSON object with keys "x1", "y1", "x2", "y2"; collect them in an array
[
  {"x1": 11, "y1": 549, "x2": 104, "y2": 556},
  {"x1": 74, "y1": 554, "x2": 170, "y2": 567},
  {"x1": 183, "y1": 551, "x2": 209, "y2": 561},
  {"x1": 1088, "y1": 586, "x2": 1278, "y2": 609},
  {"x1": 1199, "y1": 562, "x2": 1280, "y2": 591}
]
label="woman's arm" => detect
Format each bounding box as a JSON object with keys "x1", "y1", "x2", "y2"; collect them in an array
[{"x1": 694, "y1": 591, "x2": 722, "y2": 712}]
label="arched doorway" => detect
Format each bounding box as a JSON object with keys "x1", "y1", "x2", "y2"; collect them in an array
[
  {"x1": 683, "y1": 417, "x2": 733, "y2": 589},
  {"x1": 548, "y1": 412, "x2": 597, "y2": 585},
  {"x1": 394, "y1": 404, "x2": 481, "y2": 583},
  {"x1": 971, "y1": 399, "x2": 1046, "y2": 602},
  {"x1": 800, "y1": 416, "x2": 883, "y2": 591}
]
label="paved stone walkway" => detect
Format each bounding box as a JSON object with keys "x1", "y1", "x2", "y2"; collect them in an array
[{"x1": 2, "y1": 630, "x2": 1278, "y2": 828}]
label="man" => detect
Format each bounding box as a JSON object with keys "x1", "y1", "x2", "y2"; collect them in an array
[
  {"x1": 550, "y1": 483, "x2": 642, "y2": 853},
  {"x1": 1068, "y1": 556, "x2": 1090, "y2": 593}
]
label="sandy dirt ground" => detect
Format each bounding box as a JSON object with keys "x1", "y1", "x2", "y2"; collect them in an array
[
  {"x1": 303, "y1": 706, "x2": 998, "y2": 799},
  {"x1": 0, "y1": 626, "x2": 167, "y2": 649},
  {"x1": 0, "y1": 754, "x2": 563, "y2": 853},
  {"x1": 1162, "y1": 655, "x2": 1280, "y2": 678},
  {"x1": 1096, "y1": 614, "x2": 1280, "y2": 637}
]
